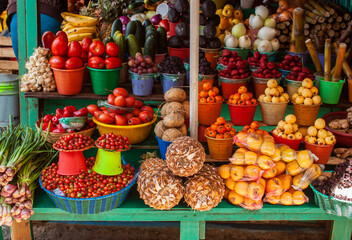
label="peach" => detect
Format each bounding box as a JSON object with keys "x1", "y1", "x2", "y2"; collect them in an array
[
  {"x1": 281, "y1": 148, "x2": 296, "y2": 162},
  {"x1": 261, "y1": 141, "x2": 276, "y2": 156},
  {"x1": 292, "y1": 93, "x2": 299, "y2": 102},
  {"x1": 297, "y1": 150, "x2": 313, "y2": 169},
  {"x1": 278, "y1": 144, "x2": 290, "y2": 152},
  {"x1": 292, "y1": 191, "x2": 307, "y2": 205},
  {"x1": 266, "y1": 177, "x2": 284, "y2": 196},
  {"x1": 266, "y1": 195, "x2": 281, "y2": 204},
  {"x1": 272, "y1": 148, "x2": 281, "y2": 162},
  {"x1": 275, "y1": 161, "x2": 287, "y2": 176},
  {"x1": 302, "y1": 78, "x2": 313, "y2": 88},
  {"x1": 311, "y1": 86, "x2": 318, "y2": 95},
  {"x1": 277, "y1": 86, "x2": 284, "y2": 94},
  {"x1": 262, "y1": 168, "x2": 278, "y2": 179},
  {"x1": 298, "y1": 87, "x2": 304, "y2": 95},
  {"x1": 257, "y1": 155, "x2": 275, "y2": 170},
  {"x1": 247, "y1": 135, "x2": 263, "y2": 151},
  {"x1": 279, "y1": 96, "x2": 287, "y2": 102},
  {"x1": 292, "y1": 123, "x2": 299, "y2": 132},
  {"x1": 244, "y1": 165, "x2": 262, "y2": 180},
  {"x1": 259, "y1": 178, "x2": 266, "y2": 188},
  {"x1": 317, "y1": 129, "x2": 328, "y2": 139},
  {"x1": 236, "y1": 148, "x2": 248, "y2": 154},
  {"x1": 263, "y1": 134, "x2": 274, "y2": 142},
  {"x1": 282, "y1": 93, "x2": 290, "y2": 101},
  {"x1": 264, "y1": 88, "x2": 271, "y2": 96},
  {"x1": 294, "y1": 131, "x2": 303, "y2": 140},
  {"x1": 244, "y1": 151, "x2": 258, "y2": 165},
  {"x1": 277, "y1": 174, "x2": 292, "y2": 191},
  {"x1": 307, "y1": 136, "x2": 317, "y2": 144},
  {"x1": 247, "y1": 182, "x2": 265, "y2": 200},
  {"x1": 230, "y1": 165, "x2": 245, "y2": 181},
  {"x1": 272, "y1": 96, "x2": 280, "y2": 103},
  {"x1": 259, "y1": 94, "x2": 265, "y2": 101},
  {"x1": 302, "y1": 88, "x2": 312, "y2": 98},
  {"x1": 228, "y1": 191, "x2": 244, "y2": 205},
  {"x1": 280, "y1": 192, "x2": 293, "y2": 205},
  {"x1": 218, "y1": 164, "x2": 231, "y2": 179},
  {"x1": 263, "y1": 95, "x2": 272, "y2": 102},
  {"x1": 231, "y1": 152, "x2": 245, "y2": 165},
  {"x1": 292, "y1": 173, "x2": 310, "y2": 190},
  {"x1": 298, "y1": 127, "x2": 308, "y2": 137},
  {"x1": 286, "y1": 160, "x2": 304, "y2": 176},
  {"x1": 225, "y1": 177, "x2": 236, "y2": 190},
  {"x1": 234, "y1": 181, "x2": 249, "y2": 197},
  {"x1": 325, "y1": 136, "x2": 336, "y2": 145},
  {"x1": 285, "y1": 114, "x2": 296, "y2": 124},
  {"x1": 224, "y1": 187, "x2": 231, "y2": 199},
  {"x1": 287, "y1": 134, "x2": 295, "y2": 140},
  {"x1": 316, "y1": 138, "x2": 325, "y2": 145}
]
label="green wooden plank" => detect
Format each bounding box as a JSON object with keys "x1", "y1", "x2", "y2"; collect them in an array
[
  {"x1": 330, "y1": 219, "x2": 352, "y2": 240},
  {"x1": 180, "y1": 221, "x2": 200, "y2": 240},
  {"x1": 199, "y1": 221, "x2": 205, "y2": 240}
]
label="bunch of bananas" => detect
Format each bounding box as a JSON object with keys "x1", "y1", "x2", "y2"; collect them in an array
[{"x1": 61, "y1": 12, "x2": 100, "y2": 43}]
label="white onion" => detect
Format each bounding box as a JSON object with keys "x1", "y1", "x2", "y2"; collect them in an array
[
  {"x1": 258, "y1": 40, "x2": 273, "y2": 52},
  {"x1": 231, "y1": 23, "x2": 247, "y2": 39},
  {"x1": 239, "y1": 35, "x2": 251, "y2": 49},
  {"x1": 255, "y1": 5, "x2": 269, "y2": 20},
  {"x1": 257, "y1": 27, "x2": 277, "y2": 40},
  {"x1": 225, "y1": 34, "x2": 238, "y2": 48},
  {"x1": 249, "y1": 15, "x2": 264, "y2": 29},
  {"x1": 253, "y1": 39, "x2": 261, "y2": 50},
  {"x1": 264, "y1": 17, "x2": 276, "y2": 28},
  {"x1": 270, "y1": 38, "x2": 280, "y2": 51}
]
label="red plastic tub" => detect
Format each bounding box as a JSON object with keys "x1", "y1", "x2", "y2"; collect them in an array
[
  {"x1": 228, "y1": 103, "x2": 258, "y2": 126},
  {"x1": 168, "y1": 21, "x2": 180, "y2": 37},
  {"x1": 168, "y1": 47, "x2": 190, "y2": 62},
  {"x1": 198, "y1": 124, "x2": 208, "y2": 143},
  {"x1": 322, "y1": 111, "x2": 352, "y2": 147},
  {"x1": 271, "y1": 130, "x2": 302, "y2": 150},
  {"x1": 304, "y1": 140, "x2": 335, "y2": 164},
  {"x1": 219, "y1": 76, "x2": 249, "y2": 99}
]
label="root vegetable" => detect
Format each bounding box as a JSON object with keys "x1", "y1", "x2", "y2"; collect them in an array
[
  {"x1": 162, "y1": 128, "x2": 183, "y2": 142},
  {"x1": 182, "y1": 101, "x2": 190, "y2": 119},
  {"x1": 163, "y1": 113, "x2": 185, "y2": 128},
  {"x1": 165, "y1": 102, "x2": 185, "y2": 116},
  {"x1": 164, "y1": 88, "x2": 187, "y2": 103},
  {"x1": 177, "y1": 124, "x2": 188, "y2": 136},
  {"x1": 154, "y1": 120, "x2": 168, "y2": 139},
  {"x1": 160, "y1": 103, "x2": 169, "y2": 117}
]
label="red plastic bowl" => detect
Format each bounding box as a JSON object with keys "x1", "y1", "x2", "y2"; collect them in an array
[
  {"x1": 271, "y1": 130, "x2": 302, "y2": 150},
  {"x1": 322, "y1": 111, "x2": 352, "y2": 147}
]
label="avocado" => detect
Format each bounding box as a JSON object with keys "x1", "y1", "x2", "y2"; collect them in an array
[
  {"x1": 168, "y1": 8, "x2": 181, "y2": 23},
  {"x1": 183, "y1": 38, "x2": 190, "y2": 48},
  {"x1": 168, "y1": 35, "x2": 183, "y2": 48},
  {"x1": 208, "y1": 37, "x2": 221, "y2": 49},
  {"x1": 181, "y1": 12, "x2": 190, "y2": 23},
  {"x1": 208, "y1": 15, "x2": 220, "y2": 26},
  {"x1": 202, "y1": 0, "x2": 216, "y2": 18},
  {"x1": 199, "y1": 35, "x2": 208, "y2": 48},
  {"x1": 199, "y1": 13, "x2": 207, "y2": 26},
  {"x1": 175, "y1": 22, "x2": 189, "y2": 38},
  {"x1": 203, "y1": 23, "x2": 216, "y2": 39},
  {"x1": 174, "y1": 0, "x2": 189, "y2": 14}
]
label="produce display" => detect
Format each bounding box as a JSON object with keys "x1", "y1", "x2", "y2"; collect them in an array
[
  {"x1": 218, "y1": 51, "x2": 250, "y2": 79},
  {"x1": 199, "y1": 0, "x2": 222, "y2": 49},
  {"x1": 247, "y1": 52, "x2": 268, "y2": 68},
  {"x1": 198, "y1": 82, "x2": 223, "y2": 103},
  {"x1": 258, "y1": 80, "x2": 289, "y2": 103},
  {"x1": 239, "y1": 121, "x2": 269, "y2": 135},
  {"x1": 286, "y1": 67, "x2": 314, "y2": 82},
  {"x1": 53, "y1": 134, "x2": 94, "y2": 151},
  {"x1": 184, "y1": 51, "x2": 216, "y2": 75},
  {"x1": 159, "y1": 56, "x2": 186, "y2": 74},
  {"x1": 227, "y1": 86, "x2": 257, "y2": 105},
  {"x1": 304, "y1": 119, "x2": 336, "y2": 145},
  {"x1": 88, "y1": 41, "x2": 122, "y2": 69},
  {"x1": 252, "y1": 61, "x2": 282, "y2": 79},
  {"x1": 128, "y1": 52, "x2": 158, "y2": 74},
  {"x1": 276, "y1": 54, "x2": 303, "y2": 71},
  {"x1": 95, "y1": 133, "x2": 131, "y2": 151},
  {"x1": 204, "y1": 117, "x2": 236, "y2": 139},
  {"x1": 272, "y1": 114, "x2": 302, "y2": 140},
  {"x1": 291, "y1": 79, "x2": 321, "y2": 105}
]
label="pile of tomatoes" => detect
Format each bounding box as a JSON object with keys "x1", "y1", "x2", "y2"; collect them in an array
[
  {"x1": 239, "y1": 121, "x2": 269, "y2": 135},
  {"x1": 205, "y1": 117, "x2": 236, "y2": 139},
  {"x1": 198, "y1": 82, "x2": 223, "y2": 104},
  {"x1": 88, "y1": 40, "x2": 122, "y2": 69},
  {"x1": 87, "y1": 87, "x2": 155, "y2": 126},
  {"x1": 53, "y1": 134, "x2": 94, "y2": 151},
  {"x1": 227, "y1": 86, "x2": 257, "y2": 105},
  {"x1": 41, "y1": 157, "x2": 135, "y2": 198},
  {"x1": 96, "y1": 133, "x2": 131, "y2": 151}
]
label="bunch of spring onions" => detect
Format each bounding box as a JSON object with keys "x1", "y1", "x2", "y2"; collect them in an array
[{"x1": 0, "y1": 119, "x2": 57, "y2": 225}]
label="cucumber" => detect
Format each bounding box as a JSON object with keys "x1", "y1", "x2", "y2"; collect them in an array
[
  {"x1": 145, "y1": 24, "x2": 155, "y2": 33},
  {"x1": 157, "y1": 26, "x2": 167, "y2": 54},
  {"x1": 144, "y1": 35, "x2": 156, "y2": 60},
  {"x1": 127, "y1": 34, "x2": 142, "y2": 59},
  {"x1": 111, "y1": 19, "x2": 122, "y2": 38},
  {"x1": 114, "y1": 32, "x2": 127, "y2": 63},
  {"x1": 146, "y1": 27, "x2": 158, "y2": 40},
  {"x1": 104, "y1": 36, "x2": 114, "y2": 45},
  {"x1": 134, "y1": 20, "x2": 145, "y2": 48},
  {"x1": 143, "y1": 19, "x2": 152, "y2": 28},
  {"x1": 125, "y1": 21, "x2": 137, "y2": 38}
]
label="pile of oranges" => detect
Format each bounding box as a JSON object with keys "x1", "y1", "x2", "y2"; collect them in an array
[
  {"x1": 239, "y1": 121, "x2": 269, "y2": 135},
  {"x1": 205, "y1": 117, "x2": 236, "y2": 139},
  {"x1": 227, "y1": 86, "x2": 257, "y2": 105},
  {"x1": 198, "y1": 82, "x2": 223, "y2": 103}
]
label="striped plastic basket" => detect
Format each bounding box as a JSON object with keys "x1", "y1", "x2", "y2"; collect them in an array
[{"x1": 39, "y1": 161, "x2": 139, "y2": 214}]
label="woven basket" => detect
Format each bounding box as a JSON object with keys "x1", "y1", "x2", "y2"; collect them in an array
[
  {"x1": 36, "y1": 120, "x2": 95, "y2": 144},
  {"x1": 39, "y1": 160, "x2": 139, "y2": 214}
]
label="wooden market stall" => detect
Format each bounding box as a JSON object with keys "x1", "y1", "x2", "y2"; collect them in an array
[{"x1": 8, "y1": 0, "x2": 352, "y2": 239}]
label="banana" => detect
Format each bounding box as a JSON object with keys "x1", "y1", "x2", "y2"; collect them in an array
[
  {"x1": 64, "y1": 16, "x2": 98, "y2": 27},
  {"x1": 92, "y1": 38, "x2": 101, "y2": 42},
  {"x1": 68, "y1": 33, "x2": 93, "y2": 42},
  {"x1": 66, "y1": 27, "x2": 98, "y2": 35},
  {"x1": 61, "y1": 12, "x2": 97, "y2": 20},
  {"x1": 62, "y1": 24, "x2": 75, "y2": 32}
]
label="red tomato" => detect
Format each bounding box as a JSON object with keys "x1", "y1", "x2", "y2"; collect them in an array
[
  {"x1": 105, "y1": 42, "x2": 120, "y2": 57},
  {"x1": 139, "y1": 111, "x2": 154, "y2": 123},
  {"x1": 98, "y1": 113, "x2": 115, "y2": 124},
  {"x1": 107, "y1": 94, "x2": 115, "y2": 105},
  {"x1": 63, "y1": 106, "x2": 77, "y2": 112},
  {"x1": 109, "y1": 113, "x2": 117, "y2": 118},
  {"x1": 89, "y1": 41, "x2": 105, "y2": 56},
  {"x1": 56, "y1": 108, "x2": 64, "y2": 118},
  {"x1": 93, "y1": 111, "x2": 103, "y2": 119},
  {"x1": 88, "y1": 56, "x2": 104, "y2": 69},
  {"x1": 113, "y1": 88, "x2": 128, "y2": 97},
  {"x1": 51, "y1": 37, "x2": 67, "y2": 56},
  {"x1": 114, "y1": 95, "x2": 126, "y2": 107},
  {"x1": 63, "y1": 110, "x2": 72, "y2": 118},
  {"x1": 65, "y1": 57, "x2": 83, "y2": 69},
  {"x1": 125, "y1": 96, "x2": 135, "y2": 107},
  {"x1": 115, "y1": 115, "x2": 127, "y2": 125},
  {"x1": 87, "y1": 104, "x2": 100, "y2": 115},
  {"x1": 49, "y1": 56, "x2": 65, "y2": 69},
  {"x1": 88, "y1": 51, "x2": 94, "y2": 59},
  {"x1": 81, "y1": 37, "x2": 92, "y2": 52},
  {"x1": 141, "y1": 106, "x2": 154, "y2": 114},
  {"x1": 128, "y1": 117, "x2": 142, "y2": 125},
  {"x1": 132, "y1": 108, "x2": 141, "y2": 117},
  {"x1": 159, "y1": 19, "x2": 169, "y2": 32},
  {"x1": 105, "y1": 57, "x2": 122, "y2": 69},
  {"x1": 41, "y1": 31, "x2": 55, "y2": 49},
  {"x1": 134, "y1": 100, "x2": 143, "y2": 108},
  {"x1": 81, "y1": 51, "x2": 88, "y2": 63},
  {"x1": 124, "y1": 112, "x2": 134, "y2": 120},
  {"x1": 55, "y1": 31, "x2": 68, "y2": 44},
  {"x1": 68, "y1": 41, "x2": 82, "y2": 58}
]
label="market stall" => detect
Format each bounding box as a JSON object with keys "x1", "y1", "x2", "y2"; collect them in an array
[{"x1": 3, "y1": 0, "x2": 352, "y2": 239}]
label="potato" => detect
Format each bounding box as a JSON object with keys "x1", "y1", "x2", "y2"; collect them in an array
[
  {"x1": 177, "y1": 124, "x2": 188, "y2": 136},
  {"x1": 164, "y1": 88, "x2": 187, "y2": 103},
  {"x1": 165, "y1": 102, "x2": 185, "y2": 116},
  {"x1": 162, "y1": 128, "x2": 183, "y2": 142},
  {"x1": 160, "y1": 103, "x2": 169, "y2": 117},
  {"x1": 182, "y1": 101, "x2": 190, "y2": 119},
  {"x1": 163, "y1": 113, "x2": 185, "y2": 128},
  {"x1": 154, "y1": 120, "x2": 167, "y2": 138}
]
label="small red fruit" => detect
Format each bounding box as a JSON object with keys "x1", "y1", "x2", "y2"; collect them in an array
[{"x1": 114, "y1": 95, "x2": 126, "y2": 107}]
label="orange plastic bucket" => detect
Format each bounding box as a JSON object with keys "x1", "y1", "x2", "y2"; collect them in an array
[
  {"x1": 52, "y1": 66, "x2": 86, "y2": 95},
  {"x1": 198, "y1": 101, "x2": 223, "y2": 126},
  {"x1": 200, "y1": 48, "x2": 221, "y2": 69},
  {"x1": 57, "y1": 151, "x2": 87, "y2": 176},
  {"x1": 304, "y1": 141, "x2": 335, "y2": 164},
  {"x1": 168, "y1": 47, "x2": 190, "y2": 62},
  {"x1": 228, "y1": 103, "x2": 258, "y2": 126},
  {"x1": 198, "y1": 124, "x2": 208, "y2": 142},
  {"x1": 198, "y1": 74, "x2": 216, "y2": 92},
  {"x1": 219, "y1": 76, "x2": 248, "y2": 99},
  {"x1": 206, "y1": 135, "x2": 234, "y2": 160}
]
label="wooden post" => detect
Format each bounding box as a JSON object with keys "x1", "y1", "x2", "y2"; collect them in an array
[
  {"x1": 189, "y1": 0, "x2": 199, "y2": 139},
  {"x1": 11, "y1": 221, "x2": 32, "y2": 240}
]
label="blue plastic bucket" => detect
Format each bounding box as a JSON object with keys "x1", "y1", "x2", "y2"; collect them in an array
[
  {"x1": 155, "y1": 135, "x2": 172, "y2": 159},
  {"x1": 0, "y1": 74, "x2": 19, "y2": 128},
  {"x1": 318, "y1": 53, "x2": 337, "y2": 70},
  {"x1": 161, "y1": 73, "x2": 185, "y2": 94},
  {"x1": 287, "y1": 51, "x2": 310, "y2": 66},
  {"x1": 184, "y1": 63, "x2": 190, "y2": 85},
  {"x1": 278, "y1": 69, "x2": 291, "y2": 78},
  {"x1": 129, "y1": 71, "x2": 157, "y2": 96}
]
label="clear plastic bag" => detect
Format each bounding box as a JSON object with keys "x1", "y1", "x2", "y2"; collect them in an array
[
  {"x1": 264, "y1": 188, "x2": 309, "y2": 205},
  {"x1": 229, "y1": 178, "x2": 266, "y2": 201},
  {"x1": 292, "y1": 164, "x2": 324, "y2": 191},
  {"x1": 220, "y1": 164, "x2": 264, "y2": 182},
  {"x1": 227, "y1": 190, "x2": 263, "y2": 210},
  {"x1": 229, "y1": 148, "x2": 276, "y2": 170},
  {"x1": 234, "y1": 132, "x2": 276, "y2": 156},
  {"x1": 262, "y1": 161, "x2": 286, "y2": 179},
  {"x1": 265, "y1": 174, "x2": 292, "y2": 197}
]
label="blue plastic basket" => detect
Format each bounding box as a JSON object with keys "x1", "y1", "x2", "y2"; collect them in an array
[
  {"x1": 155, "y1": 135, "x2": 172, "y2": 160},
  {"x1": 39, "y1": 160, "x2": 139, "y2": 214}
]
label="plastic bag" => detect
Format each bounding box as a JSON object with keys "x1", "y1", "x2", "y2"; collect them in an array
[
  {"x1": 234, "y1": 132, "x2": 276, "y2": 156},
  {"x1": 220, "y1": 164, "x2": 264, "y2": 182},
  {"x1": 264, "y1": 188, "x2": 309, "y2": 205},
  {"x1": 227, "y1": 178, "x2": 266, "y2": 201},
  {"x1": 285, "y1": 150, "x2": 318, "y2": 176},
  {"x1": 262, "y1": 161, "x2": 286, "y2": 179},
  {"x1": 292, "y1": 164, "x2": 324, "y2": 191},
  {"x1": 229, "y1": 148, "x2": 276, "y2": 170},
  {"x1": 227, "y1": 190, "x2": 263, "y2": 210},
  {"x1": 265, "y1": 174, "x2": 292, "y2": 197}
]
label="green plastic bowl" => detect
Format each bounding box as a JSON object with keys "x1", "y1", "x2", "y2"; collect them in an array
[
  {"x1": 88, "y1": 67, "x2": 122, "y2": 95},
  {"x1": 317, "y1": 77, "x2": 345, "y2": 104},
  {"x1": 224, "y1": 47, "x2": 250, "y2": 60}
]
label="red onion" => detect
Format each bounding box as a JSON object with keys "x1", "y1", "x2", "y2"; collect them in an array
[
  {"x1": 119, "y1": 16, "x2": 130, "y2": 25},
  {"x1": 151, "y1": 14, "x2": 162, "y2": 25},
  {"x1": 1, "y1": 184, "x2": 16, "y2": 198}
]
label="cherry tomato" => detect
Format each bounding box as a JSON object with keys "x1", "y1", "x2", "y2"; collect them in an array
[
  {"x1": 114, "y1": 95, "x2": 126, "y2": 107},
  {"x1": 51, "y1": 37, "x2": 67, "y2": 56},
  {"x1": 49, "y1": 56, "x2": 65, "y2": 69},
  {"x1": 140, "y1": 106, "x2": 154, "y2": 114},
  {"x1": 107, "y1": 94, "x2": 115, "y2": 105},
  {"x1": 65, "y1": 57, "x2": 83, "y2": 69},
  {"x1": 105, "y1": 57, "x2": 122, "y2": 69},
  {"x1": 68, "y1": 41, "x2": 82, "y2": 58},
  {"x1": 125, "y1": 96, "x2": 135, "y2": 108},
  {"x1": 55, "y1": 31, "x2": 68, "y2": 44},
  {"x1": 113, "y1": 88, "x2": 128, "y2": 97},
  {"x1": 98, "y1": 113, "x2": 115, "y2": 124},
  {"x1": 88, "y1": 56, "x2": 105, "y2": 69},
  {"x1": 139, "y1": 111, "x2": 154, "y2": 123},
  {"x1": 115, "y1": 115, "x2": 127, "y2": 125},
  {"x1": 41, "y1": 31, "x2": 55, "y2": 50},
  {"x1": 128, "y1": 117, "x2": 142, "y2": 125},
  {"x1": 105, "y1": 42, "x2": 120, "y2": 57},
  {"x1": 134, "y1": 100, "x2": 143, "y2": 108},
  {"x1": 89, "y1": 41, "x2": 105, "y2": 56},
  {"x1": 81, "y1": 37, "x2": 92, "y2": 52}
]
